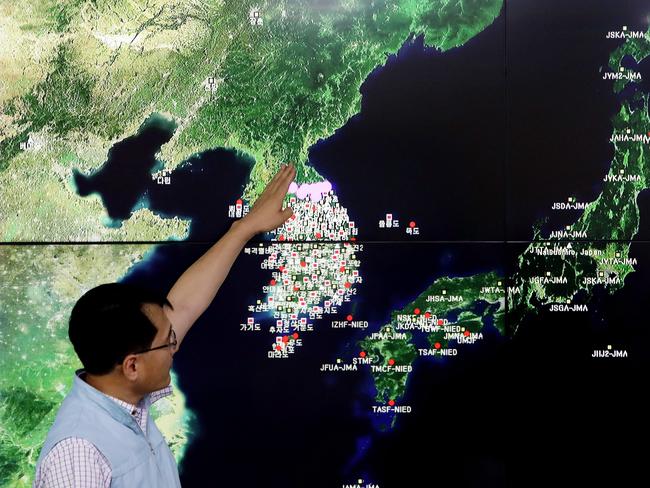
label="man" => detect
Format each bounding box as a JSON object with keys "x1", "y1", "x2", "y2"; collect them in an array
[{"x1": 33, "y1": 164, "x2": 297, "y2": 487}]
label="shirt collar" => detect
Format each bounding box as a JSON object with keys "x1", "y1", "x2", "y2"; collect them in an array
[{"x1": 75, "y1": 368, "x2": 172, "y2": 415}]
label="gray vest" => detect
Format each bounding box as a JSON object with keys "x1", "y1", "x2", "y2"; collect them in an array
[{"x1": 35, "y1": 369, "x2": 181, "y2": 487}]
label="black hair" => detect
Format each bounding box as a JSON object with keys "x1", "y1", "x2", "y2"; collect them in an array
[{"x1": 68, "y1": 282, "x2": 173, "y2": 375}]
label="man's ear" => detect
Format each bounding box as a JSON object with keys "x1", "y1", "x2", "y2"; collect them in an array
[{"x1": 121, "y1": 355, "x2": 140, "y2": 381}]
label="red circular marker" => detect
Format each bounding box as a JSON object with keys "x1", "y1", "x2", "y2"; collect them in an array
[
  {"x1": 344, "y1": 282, "x2": 351, "y2": 288},
  {"x1": 414, "y1": 308, "x2": 420, "y2": 315},
  {"x1": 315, "y1": 232, "x2": 321, "y2": 238},
  {"x1": 279, "y1": 266, "x2": 285, "y2": 271},
  {"x1": 347, "y1": 314, "x2": 353, "y2": 321},
  {"x1": 434, "y1": 342, "x2": 441, "y2": 349},
  {"x1": 351, "y1": 237, "x2": 356, "y2": 241},
  {"x1": 424, "y1": 312, "x2": 431, "y2": 318},
  {"x1": 275, "y1": 345, "x2": 282, "y2": 351},
  {"x1": 388, "y1": 399, "x2": 395, "y2": 406},
  {"x1": 236, "y1": 199, "x2": 243, "y2": 205},
  {"x1": 293, "y1": 286, "x2": 300, "y2": 291},
  {"x1": 270, "y1": 279, "x2": 276, "y2": 286},
  {"x1": 300, "y1": 261, "x2": 306, "y2": 267},
  {"x1": 282, "y1": 336, "x2": 289, "y2": 343},
  {"x1": 278, "y1": 235, "x2": 285, "y2": 241},
  {"x1": 409, "y1": 221, "x2": 416, "y2": 228},
  {"x1": 340, "y1": 266, "x2": 346, "y2": 272},
  {"x1": 464, "y1": 330, "x2": 470, "y2": 337},
  {"x1": 388, "y1": 358, "x2": 395, "y2": 366},
  {"x1": 359, "y1": 351, "x2": 366, "y2": 358},
  {"x1": 291, "y1": 215, "x2": 296, "y2": 220},
  {"x1": 292, "y1": 332, "x2": 299, "y2": 339},
  {"x1": 437, "y1": 319, "x2": 444, "y2": 325}
]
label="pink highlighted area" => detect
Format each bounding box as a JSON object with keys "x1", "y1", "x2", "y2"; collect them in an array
[{"x1": 288, "y1": 181, "x2": 333, "y2": 202}]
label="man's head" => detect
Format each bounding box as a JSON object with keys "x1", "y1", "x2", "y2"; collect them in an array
[{"x1": 68, "y1": 283, "x2": 176, "y2": 393}]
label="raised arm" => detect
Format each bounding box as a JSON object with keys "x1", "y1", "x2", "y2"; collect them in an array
[{"x1": 164, "y1": 164, "x2": 296, "y2": 350}]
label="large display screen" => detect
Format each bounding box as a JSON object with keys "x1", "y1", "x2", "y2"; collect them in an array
[{"x1": 1, "y1": 1, "x2": 649, "y2": 486}]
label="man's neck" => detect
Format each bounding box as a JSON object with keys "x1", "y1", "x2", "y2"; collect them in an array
[{"x1": 82, "y1": 371, "x2": 145, "y2": 406}]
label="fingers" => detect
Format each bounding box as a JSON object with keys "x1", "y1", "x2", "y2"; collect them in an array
[
  {"x1": 282, "y1": 206, "x2": 294, "y2": 220},
  {"x1": 281, "y1": 165, "x2": 295, "y2": 192},
  {"x1": 264, "y1": 163, "x2": 288, "y2": 193},
  {"x1": 257, "y1": 164, "x2": 295, "y2": 208},
  {"x1": 279, "y1": 163, "x2": 294, "y2": 184},
  {"x1": 266, "y1": 164, "x2": 287, "y2": 191},
  {"x1": 270, "y1": 163, "x2": 295, "y2": 195}
]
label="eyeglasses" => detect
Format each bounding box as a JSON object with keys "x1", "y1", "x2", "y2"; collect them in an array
[{"x1": 132, "y1": 326, "x2": 177, "y2": 355}]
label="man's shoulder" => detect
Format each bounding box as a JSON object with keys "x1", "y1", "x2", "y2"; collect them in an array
[
  {"x1": 43, "y1": 437, "x2": 109, "y2": 463},
  {"x1": 35, "y1": 437, "x2": 111, "y2": 487}
]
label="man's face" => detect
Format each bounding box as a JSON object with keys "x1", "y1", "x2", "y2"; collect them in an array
[{"x1": 137, "y1": 302, "x2": 175, "y2": 391}]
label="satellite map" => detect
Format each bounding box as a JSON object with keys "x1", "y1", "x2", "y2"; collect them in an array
[{"x1": 1, "y1": 0, "x2": 650, "y2": 486}]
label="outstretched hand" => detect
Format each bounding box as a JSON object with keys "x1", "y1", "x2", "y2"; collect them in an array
[{"x1": 239, "y1": 163, "x2": 296, "y2": 235}]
